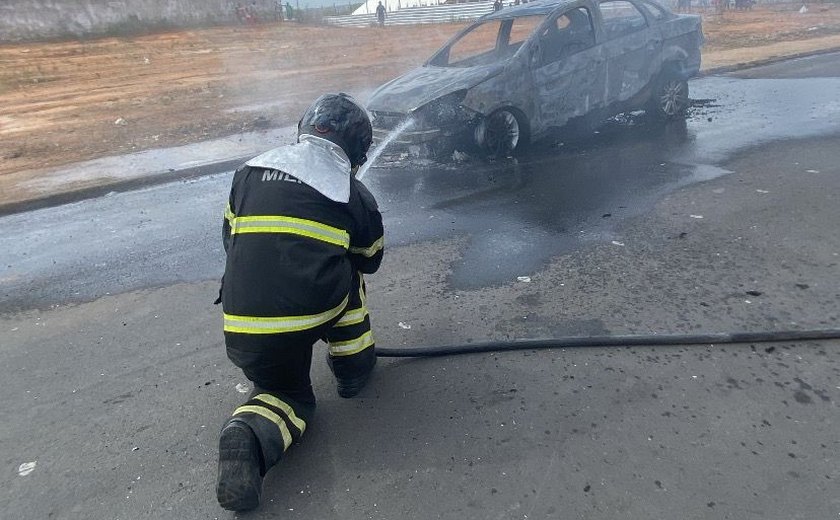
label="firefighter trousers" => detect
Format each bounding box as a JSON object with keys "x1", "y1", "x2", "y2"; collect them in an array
[{"x1": 222, "y1": 272, "x2": 375, "y2": 472}]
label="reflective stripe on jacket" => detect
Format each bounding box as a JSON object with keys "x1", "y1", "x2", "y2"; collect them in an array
[
  {"x1": 224, "y1": 294, "x2": 349, "y2": 334},
  {"x1": 226, "y1": 206, "x2": 351, "y2": 249}
]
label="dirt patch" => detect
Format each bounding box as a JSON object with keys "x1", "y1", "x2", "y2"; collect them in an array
[
  {"x1": 0, "y1": 24, "x2": 453, "y2": 179},
  {"x1": 702, "y1": 3, "x2": 840, "y2": 50},
  {"x1": 1, "y1": 4, "x2": 839, "y2": 188}
]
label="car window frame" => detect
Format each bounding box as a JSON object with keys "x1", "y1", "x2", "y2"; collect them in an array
[
  {"x1": 638, "y1": 0, "x2": 671, "y2": 22},
  {"x1": 596, "y1": 0, "x2": 649, "y2": 40},
  {"x1": 533, "y1": 5, "x2": 598, "y2": 67},
  {"x1": 504, "y1": 14, "x2": 548, "y2": 58},
  {"x1": 427, "y1": 11, "x2": 553, "y2": 68},
  {"x1": 431, "y1": 18, "x2": 505, "y2": 67}
]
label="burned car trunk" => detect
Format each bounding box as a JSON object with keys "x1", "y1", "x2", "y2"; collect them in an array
[{"x1": 366, "y1": 0, "x2": 703, "y2": 159}]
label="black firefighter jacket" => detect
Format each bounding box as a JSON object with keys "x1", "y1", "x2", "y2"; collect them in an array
[{"x1": 220, "y1": 142, "x2": 384, "y2": 337}]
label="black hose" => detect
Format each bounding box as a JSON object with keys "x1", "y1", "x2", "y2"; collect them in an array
[{"x1": 375, "y1": 328, "x2": 840, "y2": 358}]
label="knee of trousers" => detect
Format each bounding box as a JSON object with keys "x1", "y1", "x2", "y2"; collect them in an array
[{"x1": 224, "y1": 328, "x2": 325, "y2": 403}]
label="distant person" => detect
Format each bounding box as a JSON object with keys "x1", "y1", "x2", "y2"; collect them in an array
[
  {"x1": 248, "y1": 1, "x2": 260, "y2": 23},
  {"x1": 285, "y1": 1, "x2": 294, "y2": 20},
  {"x1": 493, "y1": 0, "x2": 502, "y2": 11},
  {"x1": 235, "y1": 2, "x2": 248, "y2": 23},
  {"x1": 376, "y1": 1, "x2": 386, "y2": 27},
  {"x1": 275, "y1": 0, "x2": 284, "y2": 21},
  {"x1": 243, "y1": 3, "x2": 255, "y2": 24}
]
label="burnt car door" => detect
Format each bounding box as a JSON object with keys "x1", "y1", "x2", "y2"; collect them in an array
[
  {"x1": 597, "y1": 0, "x2": 661, "y2": 105},
  {"x1": 529, "y1": 5, "x2": 605, "y2": 130}
]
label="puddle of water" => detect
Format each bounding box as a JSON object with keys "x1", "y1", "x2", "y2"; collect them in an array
[{"x1": 686, "y1": 76, "x2": 840, "y2": 163}]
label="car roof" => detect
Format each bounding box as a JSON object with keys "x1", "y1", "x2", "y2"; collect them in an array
[
  {"x1": 481, "y1": 0, "x2": 584, "y2": 20},
  {"x1": 480, "y1": 0, "x2": 669, "y2": 20}
]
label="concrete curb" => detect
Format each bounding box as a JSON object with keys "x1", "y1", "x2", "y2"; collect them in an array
[{"x1": 0, "y1": 156, "x2": 250, "y2": 217}]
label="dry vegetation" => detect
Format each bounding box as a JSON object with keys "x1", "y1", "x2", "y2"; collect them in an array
[{"x1": 1, "y1": 3, "x2": 839, "y2": 179}]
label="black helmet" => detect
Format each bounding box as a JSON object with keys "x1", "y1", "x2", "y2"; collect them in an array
[{"x1": 298, "y1": 93, "x2": 373, "y2": 168}]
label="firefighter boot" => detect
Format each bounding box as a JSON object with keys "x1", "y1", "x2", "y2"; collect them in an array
[
  {"x1": 216, "y1": 419, "x2": 263, "y2": 511},
  {"x1": 326, "y1": 350, "x2": 376, "y2": 398}
]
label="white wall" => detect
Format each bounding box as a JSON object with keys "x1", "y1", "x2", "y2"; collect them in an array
[{"x1": 0, "y1": 0, "x2": 255, "y2": 41}]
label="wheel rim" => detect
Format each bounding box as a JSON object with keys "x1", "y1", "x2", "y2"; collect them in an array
[
  {"x1": 659, "y1": 79, "x2": 688, "y2": 117},
  {"x1": 483, "y1": 110, "x2": 520, "y2": 156}
]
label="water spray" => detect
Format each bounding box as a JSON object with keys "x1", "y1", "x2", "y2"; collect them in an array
[{"x1": 357, "y1": 117, "x2": 416, "y2": 180}]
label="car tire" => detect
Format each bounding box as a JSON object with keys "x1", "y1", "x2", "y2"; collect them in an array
[
  {"x1": 475, "y1": 108, "x2": 529, "y2": 158},
  {"x1": 648, "y1": 68, "x2": 690, "y2": 121}
]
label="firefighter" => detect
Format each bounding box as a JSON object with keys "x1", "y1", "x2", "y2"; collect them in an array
[{"x1": 215, "y1": 93, "x2": 383, "y2": 511}]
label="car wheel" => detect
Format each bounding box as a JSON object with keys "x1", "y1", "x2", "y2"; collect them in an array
[
  {"x1": 475, "y1": 108, "x2": 529, "y2": 158},
  {"x1": 649, "y1": 70, "x2": 689, "y2": 120}
]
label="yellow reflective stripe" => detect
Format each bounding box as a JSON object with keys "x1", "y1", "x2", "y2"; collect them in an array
[
  {"x1": 233, "y1": 405, "x2": 292, "y2": 450},
  {"x1": 253, "y1": 394, "x2": 306, "y2": 434},
  {"x1": 224, "y1": 295, "x2": 349, "y2": 334},
  {"x1": 349, "y1": 235, "x2": 384, "y2": 258},
  {"x1": 335, "y1": 306, "x2": 368, "y2": 327},
  {"x1": 230, "y1": 215, "x2": 350, "y2": 249},
  {"x1": 358, "y1": 274, "x2": 367, "y2": 307},
  {"x1": 224, "y1": 202, "x2": 235, "y2": 224},
  {"x1": 329, "y1": 330, "x2": 375, "y2": 357}
]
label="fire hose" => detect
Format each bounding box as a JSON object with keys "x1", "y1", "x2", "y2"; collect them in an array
[{"x1": 374, "y1": 328, "x2": 840, "y2": 357}]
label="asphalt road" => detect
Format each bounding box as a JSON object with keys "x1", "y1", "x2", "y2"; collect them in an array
[{"x1": 1, "y1": 55, "x2": 838, "y2": 519}]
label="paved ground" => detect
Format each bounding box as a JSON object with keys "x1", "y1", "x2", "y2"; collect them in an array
[{"x1": 1, "y1": 55, "x2": 838, "y2": 519}]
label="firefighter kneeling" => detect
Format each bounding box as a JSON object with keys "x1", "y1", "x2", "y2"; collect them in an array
[{"x1": 215, "y1": 94, "x2": 384, "y2": 511}]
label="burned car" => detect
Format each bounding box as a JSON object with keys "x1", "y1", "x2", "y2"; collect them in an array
[{"x1": 366, "y1": 0, "x2": 703, "y2": 157}]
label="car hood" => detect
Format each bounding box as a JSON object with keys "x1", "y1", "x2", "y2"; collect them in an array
[{"x1": 366, "y1": 64, "x2": 504, "y2": 115}]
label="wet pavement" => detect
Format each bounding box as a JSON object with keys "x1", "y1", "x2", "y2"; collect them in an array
[{"x1": 727, "y1": 51, "x2": 840, "y2": 79}]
